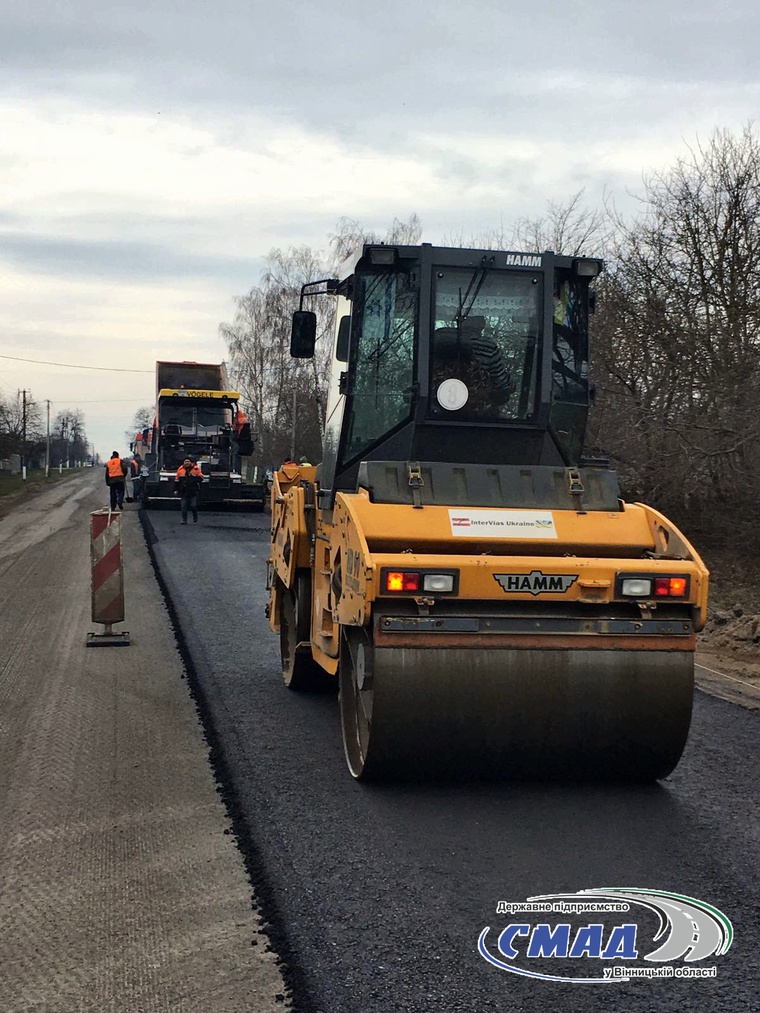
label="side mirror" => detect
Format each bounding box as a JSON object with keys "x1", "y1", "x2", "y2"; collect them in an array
[
  {"x1": 291, "y1": 311, "x2": 317, "y2": 358},
  {"x1": 336, "y1": 315, "x2": 350, "y2": 362}
]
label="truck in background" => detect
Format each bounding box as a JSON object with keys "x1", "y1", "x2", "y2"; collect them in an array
[{"x1": 133, "y1": 360, "x2": 266, "y2": 510}]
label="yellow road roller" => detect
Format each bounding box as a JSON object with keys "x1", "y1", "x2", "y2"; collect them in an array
[{"x1": 267, "y1": 243, "x2": 708, "y2": 780}]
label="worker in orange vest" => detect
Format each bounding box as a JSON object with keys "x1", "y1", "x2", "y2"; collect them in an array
[
  {"x1": 174, "y1": 457, "x2": 204, "y2": 525},
  {"x1": 104, "y1": 451, "x2": 127, "y2": 511}
]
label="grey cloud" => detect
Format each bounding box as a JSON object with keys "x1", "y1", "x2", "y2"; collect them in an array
[
  {"x1": 0, "y1": 23, "x2": 146, "y2": 71},
  {"x1": 0, "y1": 230, "x2": 259, "y2": 288},
  {"x1": 2, "y1": 0, "x2": 758, "y2": 148}
]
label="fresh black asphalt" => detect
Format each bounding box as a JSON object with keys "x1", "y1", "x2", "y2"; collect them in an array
[{"x1": 142, "y1": 506, "x2": 760, "y2": 1013}]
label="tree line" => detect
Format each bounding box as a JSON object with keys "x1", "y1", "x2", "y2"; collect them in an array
[
  {"x1": 0, "y1": 394, "x2": 90, "y2": 469},
  {"x1": 216, "y1": 124, "x2": 760, "y2": 560},
  {"x1": 588, "y1": 126, "x2": 760, "y2": 559}
]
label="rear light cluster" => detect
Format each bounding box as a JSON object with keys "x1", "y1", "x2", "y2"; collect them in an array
[
  {"x1": 619, "y1": 575, "x2": 689, "y2": 598},
  {"x1": 382, "y1": 569, "x2": 458, "y2": 594}
]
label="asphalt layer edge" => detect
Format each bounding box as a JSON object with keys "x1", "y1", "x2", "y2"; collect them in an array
[{"x1": 139, "y1": 507, "x2": 315, "y2": 1013}]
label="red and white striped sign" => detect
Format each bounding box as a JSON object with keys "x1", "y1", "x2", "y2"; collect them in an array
[{"x1": 90, "y1": 509, "x2": 125, "y2": 624}]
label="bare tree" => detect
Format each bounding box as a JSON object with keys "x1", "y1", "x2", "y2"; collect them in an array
[
  {"x1": 512, "y1": 190, "x2": 611, "y2": 255},
  {"x1": 0, "y1": 392, "x2": 44, "y2": 463},
  {"x1": 221, "y1": 246, "x2": 332, "y2": 466},
  {"x1": 442, "y1": 192, "x2": 609, "y2": 254},
  {"x1": 51, "y1": 408, "x2": 88, "y2": 465},
  {"x1": 328, "y1": 213, "x2": 422, "y2": 263},
  {"x1": 221, "y1": 216, "x2": 424, "y2": 467},
  {"x1": 588, "y1": 124, "x2": 760, "y2": 544},
  {"x1": 125, "y1": 406, "x2": 154, "y2": 446}
]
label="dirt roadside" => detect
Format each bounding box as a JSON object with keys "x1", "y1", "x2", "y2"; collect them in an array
[
  {"x1": 696, "y1": 605, "x2": 760, "y2": 709},
  {"x1": 0, "y1": 474, "x2": 290, "y2": 1012}
]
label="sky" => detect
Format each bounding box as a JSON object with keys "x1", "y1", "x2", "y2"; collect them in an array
[{"x1": 2, "y1": 0, "x2": 759, "y2": 459}]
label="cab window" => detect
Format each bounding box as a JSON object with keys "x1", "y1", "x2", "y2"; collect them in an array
[
  {"x1": 342, "y1": 270, "x2": 417, "y2": 462},
  {"x1": 429, "y1": 268, "x2": 541, "y2": 421}
]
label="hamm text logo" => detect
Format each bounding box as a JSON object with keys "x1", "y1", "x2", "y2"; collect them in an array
[{"x1": 494, "y1": 571, "x2": 578, "y2": 596}]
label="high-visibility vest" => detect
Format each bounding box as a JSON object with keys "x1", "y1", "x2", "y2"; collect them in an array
[
  {"x1": 106, "y1": 458, "x2": 125, "y2": 479},
  {"x1": 175, "y1": 464, "x2": 204, "y2": 481}
]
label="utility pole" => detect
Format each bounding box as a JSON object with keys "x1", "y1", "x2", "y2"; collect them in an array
[
  {"x1": 20, "y1": 389, "x2": 28, "y2": 481},
  {"x1": 46, "y1": 400, "x2": 51, "y2": 478}
]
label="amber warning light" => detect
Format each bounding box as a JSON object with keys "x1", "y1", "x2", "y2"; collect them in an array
[
  {"x1": 386, "y1": 571, "x2": 420, "y2": 592},
  {"x1": 382, "y1": 569, "x2": 458, "y2": 594},
  {"x1": 655, "y1": 577, "x2": 688, "y2": 597}
]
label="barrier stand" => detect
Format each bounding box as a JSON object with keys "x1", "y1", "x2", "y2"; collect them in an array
[{"x1": 86, "y1": 508, "x2": 131, "y2": 647}]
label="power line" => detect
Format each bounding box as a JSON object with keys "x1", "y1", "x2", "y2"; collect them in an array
[
  {"x1": 53, "y1": 399, "x2": 151, "y2": 404},
  {"x1": 0, "y1": 353, "x2": 152, "y2": 373}
]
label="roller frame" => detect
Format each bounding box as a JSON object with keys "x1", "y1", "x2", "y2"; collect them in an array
[{"x1": 270, "y1": 244, "x2": 710, "y2": 783}]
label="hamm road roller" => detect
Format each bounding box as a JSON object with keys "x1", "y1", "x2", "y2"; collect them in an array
[{"x1": 267, "y1": 243, "x2": 708, "y2": 780}]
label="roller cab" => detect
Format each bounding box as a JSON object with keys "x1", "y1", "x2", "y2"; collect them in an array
[{"x1": 267, "y1": 244, "x2": 709, "y2": 780}]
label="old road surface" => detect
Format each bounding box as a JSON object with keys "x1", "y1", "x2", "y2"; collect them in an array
[
  {"x1": 0, "y1": 474, "x2": 288, "y2": 1013},
  {"x1": 2, "y1": 474, "x2": 758, "y2": 1013},
  {"x1": 142, "y1": 504, "x2": 759, "y2": 1013}
]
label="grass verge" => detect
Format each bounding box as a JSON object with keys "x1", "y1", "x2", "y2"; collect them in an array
[{"x1": 0, "y1": 468, "x2": 90, "y2": 513}]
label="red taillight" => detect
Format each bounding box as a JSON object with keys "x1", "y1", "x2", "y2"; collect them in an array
[
  {"x1": 654, "y1": 577, "x2": 688, "y2": 597},
  {"x1": 385, "y1": 571, "x2": 420, "y2": 592}
]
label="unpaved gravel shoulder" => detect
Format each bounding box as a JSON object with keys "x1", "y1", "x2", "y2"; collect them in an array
[{"x1": 0, "y1": 475, "x2": 290, "y2": 1012}]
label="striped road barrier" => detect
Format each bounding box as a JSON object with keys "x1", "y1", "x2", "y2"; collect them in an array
[{"x1": 86, "y1": 508, "x2": 130, "y2": 647}]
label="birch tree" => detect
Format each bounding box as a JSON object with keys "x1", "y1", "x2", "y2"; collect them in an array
[{"x1": 221, "y1": 216, "x2": 423, "y2": 467}]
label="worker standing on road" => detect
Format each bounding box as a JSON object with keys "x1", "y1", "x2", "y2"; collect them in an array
[
  {"x1": 174, "y1": 457, "x2": 204, "y2": 525},
  {"x1": 128, "y1": 453, "x2": 143, "y2": 505},
  {"x1": 105, "y1": 451, "x2": 127, "y2": 511}
]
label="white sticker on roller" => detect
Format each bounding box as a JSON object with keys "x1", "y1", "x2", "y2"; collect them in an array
[
  {"x1": 436, "y1": 378, "x2": 469, "y2": 410},
  {"x1": 448, "y1": 509, "x2": 557, "y2": 538}
]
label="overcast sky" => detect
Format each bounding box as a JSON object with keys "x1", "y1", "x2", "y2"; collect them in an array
[{"x1": 2, "y1": 0, "x2": 759, "y2": 458}]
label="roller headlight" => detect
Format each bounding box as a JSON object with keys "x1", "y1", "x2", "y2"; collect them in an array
[{"x1": 621, "y1": 578, "x2": 653, "y2": 597}]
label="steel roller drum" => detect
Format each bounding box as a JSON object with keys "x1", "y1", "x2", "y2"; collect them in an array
[{"x1": 340, "y1": 638, "x2": 694, "y2": 781}]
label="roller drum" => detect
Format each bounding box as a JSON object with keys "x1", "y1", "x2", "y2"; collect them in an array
[{"x1": 340, "y1": 640, "x2": 694, "y2": 781}]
